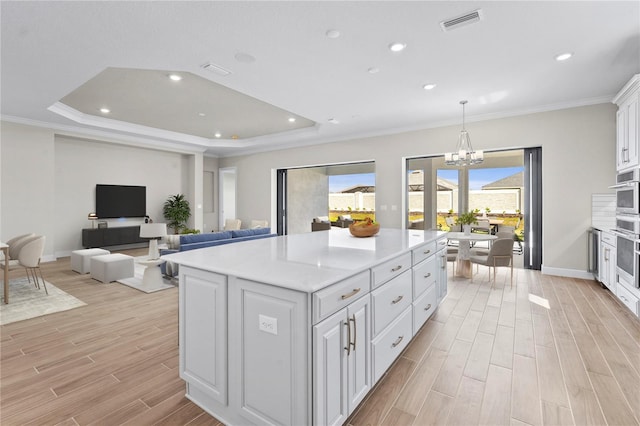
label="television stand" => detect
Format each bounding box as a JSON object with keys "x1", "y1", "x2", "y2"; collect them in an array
[{"x1": 82, "y1": 226, "x2": 146, "y2": 248}]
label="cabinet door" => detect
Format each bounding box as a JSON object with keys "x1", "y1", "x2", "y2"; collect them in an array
[
  {"x1": 607, "y1": 245, "x2": 617, "y2": 294},
  {"x1": 179, "y1": 267, "x2": 227, "y2": 405},
  {"x1": 617, "y1": 107, "x2": 627, "y2": 170},
  {"x1": 313, "y1": 309, "x2": 348, "y2": 426},
  {"x1": 438, "y1": 250, "x2": 448, "y2": 302},
  {"x1": 626, "y1": 95, "x2": 639, "y2": 168},
  {"x1": 346, "y1": 295, "x2": 371, "y2": 413}
]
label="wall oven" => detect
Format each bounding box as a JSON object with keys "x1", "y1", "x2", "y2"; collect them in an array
[
  {"x1": 613, "y1": 169, "x2": 640, "y2": 215},
  {"x1": 616, "y1": 232, "x2": 640, "y2": 288}
]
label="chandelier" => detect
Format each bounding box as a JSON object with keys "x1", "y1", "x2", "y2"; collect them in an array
[{"x1": 444, "y1": 100, "x2": 483, "y2": 166}]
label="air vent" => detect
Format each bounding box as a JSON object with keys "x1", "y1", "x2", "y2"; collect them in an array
[
  {"x1": 440, "y1": 9, "x2": 483, "y2": 32},
  {"x1": 201, "y1": 62, "x2": 232, "y2": 76}
]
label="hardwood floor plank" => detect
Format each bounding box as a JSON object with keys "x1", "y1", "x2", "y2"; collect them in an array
[
  {"x1": 535, "y1": 344, "x2": 569, "y2": 407},
  {"x1": 511, "y1": 354, "x2": 541, "y2": 426},
  {"x1": 540, "y1": 400, "x2": 573, "y2": 426},
  {"x1": 478, "y1": 364, "x2": 512, "y2": 426},
  {"x1": 431, "y1": 339, "x2": 473, "y2": 397},
  {"x1": 401, "y1": 319, "x2": 443, "y2": 363},
  {"x1": 413, "y1": 390, "x2": 454, "y2": 426},
  {"x1": 531, "y1": 313, "x2": 554, "y2": 348},
  {"x1": 491, "y1": 325, "x2": 514, "y2": 369},
  {"x1": 394, "y1": 349, "x2": 448, "y2": 416},
  {"x1": 456, "y1": 310, "x2": 483, "y2": 343},
  {"x1": 514, "y1": 319, "x2": 536, "y2": 358},
  {"x1": 588, "y1": 371, "x2": 638, "y2": 426},
  {"x1": 380, "y1": 407, "x2": 416, "y2": 426},
  {"x1": 478, "y1": 305, "x2": 500, "y2": 335},
  {"x1": 446, "y1": 375, "x2": 485, "y2": 426},
  {"x1": 463, "y1": 331, "x2": 494, "y2": 382},
  {"x1": 564, "y1": 385, "x2": 606, "y2": 426}
]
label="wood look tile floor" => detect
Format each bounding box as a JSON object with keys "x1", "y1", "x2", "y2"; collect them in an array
[{"x1": 1, "y1": 249, "x2": 639, "y2": 426}]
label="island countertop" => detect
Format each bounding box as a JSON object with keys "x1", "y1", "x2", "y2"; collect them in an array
[{"x1": 162, "y1": 227, "x2": 446, "y2": 293}]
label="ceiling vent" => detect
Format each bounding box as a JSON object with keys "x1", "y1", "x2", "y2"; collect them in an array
[
  {"x1": 440, "y1": 9, "x2": 483, "y2": 32},
  {"x1": 201, "y1": 62, "x2": 232, "y2": 76}
]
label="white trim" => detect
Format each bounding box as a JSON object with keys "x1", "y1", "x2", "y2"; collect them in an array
[{"x1": 541, "y1": 265, "x2": 594, "y2": 280}]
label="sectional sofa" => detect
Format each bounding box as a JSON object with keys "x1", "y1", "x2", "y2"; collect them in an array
[{"x1": 160, "y1": 227, "x2": 276, "y2": 276}]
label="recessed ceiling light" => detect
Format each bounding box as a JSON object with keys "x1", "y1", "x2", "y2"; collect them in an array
[
  {"x1": 99, "y1": 108, "x2": 110, "y2": 114},
  {"x1": 325, "y1": 29, "x2": 341, "y2": 39},
  {"x1": 555, "y1": 52, "x2": 573, "y2": 61},
  {"x1": 368, "y1": 67, "x2": 380, "y2": 74},
  {"x1": 231, "y1": 135, "x2": 239, "y2": 140},
  {"x1": 198, "y1": 112, "x2": 206, "y2": 117},
  {"x1": 288, "y1": 117, "x2": 296, "y2": 123},
  {"x1": 389, "y1": 42, "x2": 406, "y2": 52},
  {"x1": 423, "y1": 83, "x2": 437, "y2": 90},
  {"x1": 214, "y1": 132, "x2": 221, "y2": 138},
  {"x1": 328, "y1": 118, "x2": 340, "y2": 124},
  {"x1": 168, "y1": 74, "x2": 182, "y2": 81}
]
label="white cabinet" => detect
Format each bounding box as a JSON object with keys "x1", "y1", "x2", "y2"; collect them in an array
[
  {"x1": 599, "y1": 232, "x2": 617, "y2": 293},
  {"x1": 313, "y1": 295, "x2": 371, "y2": 426},
  {"x1": 437, "y1": 237, "x2": 448, "y2": 303},
  {"x1": 614, "y1": 74, "x2": 640, "y2": 171},
  {"x1": 179, "y1": 267, "x2": 227, "y2": 405}
]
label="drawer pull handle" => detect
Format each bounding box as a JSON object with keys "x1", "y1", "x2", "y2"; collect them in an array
[
  {"x1": 341, "y1": 288, "x2": 361, "y2": 300},
  {"x1": 424, "y1": 303, "x2": 432, "y2": 311},
  {"x1": 344, "y1": 322, "x2": 352, "y2": 355},
  {"x1": 391, "y1": 265, "x2": 403, "y2": 272},
  {"x1": 423, "y1": 249, "x2": 431, "y2": 254},
  {"x1": 424, "y1": 273, "x2": 431, "y2": 278},
  {"x1": 391, "y1": 295, "x2": 404, "y2": 304},
  {"x1": 392, "y1": 336, "x2": 404, "y2": 348},
  {"x1": 350, "y1": 314, "x2": 357, "y2": 351}
]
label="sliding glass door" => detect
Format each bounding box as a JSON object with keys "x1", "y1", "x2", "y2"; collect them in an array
[{"x1": 406, "y1": 149, "x2": 541, "y2": 270}]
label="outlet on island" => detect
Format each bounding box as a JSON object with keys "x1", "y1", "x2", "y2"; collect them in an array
[{"x1": 258, "y1": 314, "x2": 278, "y2": 335}]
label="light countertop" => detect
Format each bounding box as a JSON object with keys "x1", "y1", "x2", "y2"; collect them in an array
[{"x1": 162, "y1": 228, "x2": 446, "y2": 293}]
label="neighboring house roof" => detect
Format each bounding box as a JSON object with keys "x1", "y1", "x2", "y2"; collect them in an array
[
  {"x1": 482, "y1": 171, "x2": 524, "y2": 190},
  {"x1": 408, "y1": 170, "x2": 458, "y2": 192},
  {"x1": 340, "y1": 185, "x2": 375, "y2": 193}
]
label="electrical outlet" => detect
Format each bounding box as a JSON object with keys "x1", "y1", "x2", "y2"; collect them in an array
[{"x1": 258, "y1": 314, "x2": 278, "y2": 335}]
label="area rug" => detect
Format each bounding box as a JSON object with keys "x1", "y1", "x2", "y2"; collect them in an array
[
  {"x1": 0, "y1": 277, "x2": 87, "y2": 325},
  {"x1": 116, "y1": 258, "x2": 175, "y2": 294}
]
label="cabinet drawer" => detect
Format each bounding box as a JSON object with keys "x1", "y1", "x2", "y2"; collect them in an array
[
  {"x1": 372, "y1": 307, "x2": 413, "y2": 383},
  {"x1": 371, "y1": 253, "x2": 412, "y2": 288},
  {"x1": 413, "y1": 284, "x2": 437, "y2": 336},
  {"x1": 412, "y1": 256, "x2": 437, "y2": 299},
  {"x1": 313, "y1": 270, "x2": 371, "y2": 324},
  {"x1": 436, "y1": 237, "x2": 448, "y2": 252},
  {"x1": 412, "y1": 241, "x2": 436, "y2": 265},
  {"x1": 601, "y1": 232, "x2": 616, "y2": 246},
  {"x1": 371, "y1": 270, "x2": 412, "y2": 336},
  {"x1": 617, "y1": 284, "x2": 639, "y2": 316}
]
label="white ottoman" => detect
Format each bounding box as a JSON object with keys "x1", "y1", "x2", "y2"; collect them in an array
[
  {"x1": 90, "y1": 253, "x2": 134, "y2": 283},
  {"x1": 71, "y1": 248, "x2": 111, "y2": 274}
]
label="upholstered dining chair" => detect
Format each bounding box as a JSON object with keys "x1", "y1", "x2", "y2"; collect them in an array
[
  {"x1": 250, "y1": 220, "x2": 268, "y2": 229},
  {"x1": 446, "y1": 247, "x2": 458, "y2": 273},
  {"x1": 0, "y1": 235, "x2": 45, "y2": 290},
  {"x1": 469, "y1": 238, "x2": 514, "y2": 287},
  {"x1": 18, "y1": 235, "x2": 47, "y2": 294},
  {"x1": 472, "y1": 218, "x2": 491, "y2": 234}
]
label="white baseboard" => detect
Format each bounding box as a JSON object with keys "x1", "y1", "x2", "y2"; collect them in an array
[{"x1": 541, "y1": 265, "x2": 594, "y2": 280}]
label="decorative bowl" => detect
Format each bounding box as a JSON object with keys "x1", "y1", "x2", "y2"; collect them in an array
[{"x1": 349, "y1": 223, "x2": 380, "y2": 238}]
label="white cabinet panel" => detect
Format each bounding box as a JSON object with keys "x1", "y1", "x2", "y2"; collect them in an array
[
  {"x1": 371, "y1": 270, "x2": 412, "y2": 336},
  {"x1": 371, "y1": 252, "x2": 412, "y2": 288},
  {"x1": 229, "y1": 278, "x2": 309, "y2": 426},
  {"x1": 412, "y1": 241, "x2": 437, "y2": 265},
  {"x1": 371, "y1": 307, "x2": 413, "y2": 383},
  {"x1": 615, "y1": 75, "x2": 640, "y2": 171},
  {"x1": 413, "y1": 283, "x2": 437, "y2": 335},
  {"x1": 313, "y1": 270, "x2": 370, "y2": 324},
  {"x1": 412, "y1": 255, "x2": 437, "y2": 299}
]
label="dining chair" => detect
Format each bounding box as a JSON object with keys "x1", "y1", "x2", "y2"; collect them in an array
[
  {"x1": 446, "y1": 247, "x2": 457, "y2": 273},
  {"x1": 250, "y1": 220, "x2": 268, "y2": 229},
  {"x1": 0, "y1": 235, "x2": 45, "y2": 290},
  {"x1": 469, "y1": 238, "x2": 514, "y2": 287},
  {"x1": 472, "y1": 218, "x2": 491, "y2": 234},
  {"x1": 18, "y1": 236, "x2": 48, "y2": 294}
]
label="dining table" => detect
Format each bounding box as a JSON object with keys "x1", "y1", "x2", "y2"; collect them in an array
[
  {"x1": 1, "y1": 242, "x2": 9, "y2": 304},
  {"x1": 447, "y1": 232, "x2": 498, "y2": 278}
]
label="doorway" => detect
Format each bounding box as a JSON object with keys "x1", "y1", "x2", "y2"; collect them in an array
[{"x1": 218, "y1": 167, "x2": 237, "y2": 231}]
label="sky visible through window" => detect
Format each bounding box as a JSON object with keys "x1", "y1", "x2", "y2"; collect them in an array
[
  {"x1": 329, "y1": 173, "x2": 375, "y2": 192},
  {"x1": 439, "y1": 167, "x2": 523, "y2": 190}
]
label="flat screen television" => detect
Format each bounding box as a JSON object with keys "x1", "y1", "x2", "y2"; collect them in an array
[{"x1": 96, "y1": 184, "x2": 146, "y2": 218}]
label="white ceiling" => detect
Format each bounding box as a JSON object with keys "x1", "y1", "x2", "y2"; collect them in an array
[{"x1": 1, "y1": 1, "x2": 639, "y2": 157}]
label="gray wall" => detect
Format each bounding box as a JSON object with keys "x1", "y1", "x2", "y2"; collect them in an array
[
  {"x1": 219, "y1": 103, "x2": 617, "y2": 277},
  {"x1": 287, "y1": 168, "x2": 329, "y2": 234}
]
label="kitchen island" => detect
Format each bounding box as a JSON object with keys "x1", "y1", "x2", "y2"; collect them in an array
[{"x1": 163, "y1": 227, "x2": 448, "y2": 426}]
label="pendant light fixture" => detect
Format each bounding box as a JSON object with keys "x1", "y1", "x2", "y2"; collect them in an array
[{"x1": 444, "y1": 100, "x2": 483, "y2": 166}]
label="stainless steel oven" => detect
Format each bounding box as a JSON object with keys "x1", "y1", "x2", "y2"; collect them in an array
[
  {"x1": 616, "y1": 214, "x2": 640, "y2": 236},
  {"x1": 613, "y1": 169, "x2": 640, "y2": 215},
  {"x1": 616, "y1": 232, "x2": 640, "y2": 288}
]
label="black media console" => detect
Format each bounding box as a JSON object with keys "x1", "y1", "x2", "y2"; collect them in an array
[{"x1": 82, "y1": 226, "x2": 147, "y2": 248}]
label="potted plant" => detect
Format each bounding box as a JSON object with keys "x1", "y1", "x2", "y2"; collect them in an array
[
  {"x1": 456, "y1": 211, "x2": 478, "y2": 235},
  {"x1": 163, "y1": 194, "x2": 191, "y2": 234}
]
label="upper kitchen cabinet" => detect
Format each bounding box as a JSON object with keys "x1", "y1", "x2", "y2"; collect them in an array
[{"x1": 613, "y1": 74, "x2": 640, "y2": 171}]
